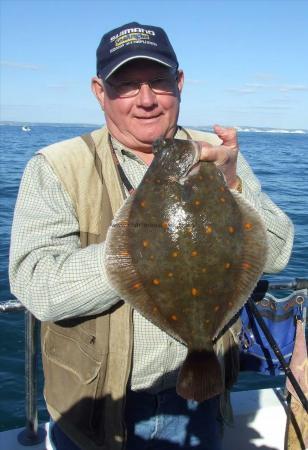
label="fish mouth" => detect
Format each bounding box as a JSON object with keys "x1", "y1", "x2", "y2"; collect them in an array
[
  {"x1": 186, "y1": 161, "x2": 201, "y2": 177},
  {"x1": 184, "y1": 142, "x2": 202, "y2": 178}
]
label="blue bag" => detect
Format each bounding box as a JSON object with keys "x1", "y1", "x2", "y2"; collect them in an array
[{"x1": 239, "y1": 291, "x2": 305, "y2": 376}]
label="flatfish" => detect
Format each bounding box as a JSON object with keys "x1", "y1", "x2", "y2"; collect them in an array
[{"x1": 104, "y1": 138, "x2": 268, "y2": 401}]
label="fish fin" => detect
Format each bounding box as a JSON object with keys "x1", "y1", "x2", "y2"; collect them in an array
[
  {"x1": 104, "y1": 195, "x2": 174, "y2": 332},
  {"x1": 218, "y1": 191, "x2": 268, "y2": 332},
  {"x1": 104, "y1": 193, "x2": 144, "y2": 297},
  {"x1": 176, "y1": 349, "x2": 223, "y2": 402}
]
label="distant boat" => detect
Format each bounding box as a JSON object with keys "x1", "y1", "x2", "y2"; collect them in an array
[{"x1": 21, "y1": 126, "x2": 31, "y2": 132}]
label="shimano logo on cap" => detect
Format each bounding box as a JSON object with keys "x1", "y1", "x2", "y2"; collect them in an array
[{"x1": 110, "y1": 28, "x2": 155, "y2": 42}]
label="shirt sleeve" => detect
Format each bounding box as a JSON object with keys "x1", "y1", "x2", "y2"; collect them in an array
[
  {"x1": 237, "y1": 152, "x2": 294, "y2": 273},
  {"x1": 9, "y1": 155, "x2": 121, "y2": 322}
]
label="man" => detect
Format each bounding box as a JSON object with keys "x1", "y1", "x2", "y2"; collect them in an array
[{"x1": 9, "y1": 22, "x2": 294, "y2": 450}]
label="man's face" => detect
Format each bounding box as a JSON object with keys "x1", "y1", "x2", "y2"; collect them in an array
[{"x1": 92, "y1": 59, "x2": 184, "y2": 151}]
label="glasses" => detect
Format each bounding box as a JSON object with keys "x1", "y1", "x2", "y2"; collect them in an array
[{"x1": 105, "y1": 73, "x2": 179, "y2": 98}]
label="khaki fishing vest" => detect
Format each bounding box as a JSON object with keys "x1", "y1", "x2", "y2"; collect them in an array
[{"x1": 39, "y1": 126, "x2": 241, "y2": 450}]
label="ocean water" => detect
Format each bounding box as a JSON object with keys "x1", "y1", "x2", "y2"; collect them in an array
[{"x1": 0, "y1": 124, "x2": 307, "y2": 432}]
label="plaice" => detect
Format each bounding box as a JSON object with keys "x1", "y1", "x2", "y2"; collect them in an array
[{"x1": 104, "y1": 138, "x2": 268, "y2": 401}]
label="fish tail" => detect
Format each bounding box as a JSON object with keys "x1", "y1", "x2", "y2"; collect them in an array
[{"x1": 176, "y1": 349, "x2": 223, "y2": 402}]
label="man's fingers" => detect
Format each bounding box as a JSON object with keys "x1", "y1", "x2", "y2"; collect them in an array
[
  {"x1": 213, "y1": 124, "x2": 237, "y2": 149},
  {"x1": 199, "y1": 142, "x2": 232, "y2": 164},
  {"x1": 198, "y1": 139, "x2": 238, "y2": 188},
  {"x1": 199, "y1": 142, "x2": 216, "y2": 162}
]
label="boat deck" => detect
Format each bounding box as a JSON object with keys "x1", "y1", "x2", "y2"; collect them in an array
[
  {"x1": 222, "y1": 388, "x2": 286, "y2": 450},
  {"x1": 0, "y1": 388, "x2": 287, "y2": 450}
]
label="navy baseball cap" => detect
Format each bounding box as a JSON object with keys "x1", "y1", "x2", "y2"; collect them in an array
[{"x1": 96, "y1": 22, "x2": 179, "y2": 80}]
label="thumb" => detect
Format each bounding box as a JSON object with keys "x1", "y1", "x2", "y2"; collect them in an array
[{"x1": 213, "y1": 124, "x2": 238, "y2": 148}]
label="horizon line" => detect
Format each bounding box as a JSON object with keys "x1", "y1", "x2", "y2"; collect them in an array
[{"x1": 1, "y1": 120, "x2": 307, "y2": 132}]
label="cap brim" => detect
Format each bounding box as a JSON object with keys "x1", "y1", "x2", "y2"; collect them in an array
[{"x1": 104, "y1": 55, "x2": 177, "y2": 80}]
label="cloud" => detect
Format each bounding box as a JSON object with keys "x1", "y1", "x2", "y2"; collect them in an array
[
  {"x1": 245, "y1": 83, "x2": 268, "y2": 89},
  {"x1": 226, "y1": 87, "x2": 257, "y2": 95},
  {"x1": 254, "y1": 73, "x2": 276, "y2": 81},
  {"x1": 252, "y1": 105, "x2": 291, "y2": 110},
  {"x1": 185, "y1": 79, "x2": 207, "y2": 85},
  {"x1": 267, "y1": 97, "x2": 292, "y2": 103},
  {"x1": 1, "y1": 104, "x2": 37, "y2": 108},
  {"x1": 226, "y1": 82, "x2": 308, "y2": 95},
  {"x1": 278, "y1": 84, "x2": 308, "y2": 92},
  {"x1": 46, "y1": 84, "x2": 70, "y2": 90},
  {"x1": 0, "y1": 60, "x2": 41, "y2": 70},
  {"x1": 218, "y1": 105, "x2": 289, "y2": 114}
]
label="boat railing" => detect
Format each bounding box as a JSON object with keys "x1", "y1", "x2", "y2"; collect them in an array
[{"x1": 0, "y1": 300, "x2": 46, "y2": 445}]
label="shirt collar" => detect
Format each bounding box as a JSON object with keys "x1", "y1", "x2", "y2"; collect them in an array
[
  {"x1": 110, "y1": 136, "x2": 146, "y2": 165},
  {"x1": 110, "y1": 127, "x2": 189, "y2": 164}
]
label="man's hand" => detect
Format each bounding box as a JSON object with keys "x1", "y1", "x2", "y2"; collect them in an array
[{"x1": 199, "y1": 125, "x2": 239, "y2": 189}]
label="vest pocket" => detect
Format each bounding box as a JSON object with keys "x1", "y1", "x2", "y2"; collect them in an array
[
  {"x1": 42, "y1": 325, "x2": 107, "y2": 434},
  {"x1": 44, "y1": 326, "x2": 101, "y2": 382}
]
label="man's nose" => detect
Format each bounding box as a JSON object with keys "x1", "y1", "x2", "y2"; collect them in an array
[{"x1": 137, "y1": 83, "x2": 157, "y2": 106}]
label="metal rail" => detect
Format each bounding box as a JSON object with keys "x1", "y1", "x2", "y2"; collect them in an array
[
  {"x1": 0, "y1": 299, "x2": 25, "y2": 313},
  {"x1": 0, "y1": 299, "x2": 46, "y2": 445}
]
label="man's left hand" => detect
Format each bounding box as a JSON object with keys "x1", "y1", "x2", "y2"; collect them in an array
[{"x1": 198, "y1": 125, "x2": 239, "y2": 190}]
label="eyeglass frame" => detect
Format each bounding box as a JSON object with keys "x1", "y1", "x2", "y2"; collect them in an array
[{"x1": 102, "y1": 70, "x2": 180, "y2": 98}]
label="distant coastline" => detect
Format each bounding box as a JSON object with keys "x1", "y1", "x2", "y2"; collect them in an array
[
  {"x1": 0, "y1": 121, "x2": 102, "y2": 128},
  {"x1": 0, "y1": 121, "x2": 307, "y2": 134}
]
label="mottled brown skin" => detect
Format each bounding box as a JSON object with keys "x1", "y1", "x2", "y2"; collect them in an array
[
  {"x1": 127, "y1": 139, "x2": 244, "y2": 348},
  {"x1": 105, "y1": 138, "x2": 268, "y2": 401}
]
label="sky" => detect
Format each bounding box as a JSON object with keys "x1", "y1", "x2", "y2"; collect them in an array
[{"x1": 1, "y1": 0, "x2": 308, "y2": 129}]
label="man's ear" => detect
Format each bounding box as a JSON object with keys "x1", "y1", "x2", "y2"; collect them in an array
[
  {"x1": 91, "y1": 77, "x2": 105, "y2": 110},
  {"x1": 177, "y1": 70, "x2": 184, "y2": 95}
]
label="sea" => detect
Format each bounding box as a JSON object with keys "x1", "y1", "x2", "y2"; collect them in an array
[{"x1": 0, "y1": 124, "x2": 307, "y2": 432}]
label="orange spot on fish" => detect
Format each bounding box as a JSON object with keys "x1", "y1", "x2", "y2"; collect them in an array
[
  {"x1": 152, "y1": 278, "x2": 160, "y2": 285},
  {"x1": 242, "y1": 262, "x2": 251, "y2": 270},
  {"x1": 228, "y1": 226, "x2": 235, "y2": 234},
  {"x1": 224, "y1": 262, "x2": 231, "y2": 269},
  {"x1": 220, "y1": 197, "x2": 226, "y2": 203},
  {"x1": 198, "y1": 175, "x2": 204, "y2": 181},
  {"x1": 244, "y1": 223, "x2": 253, "y2": 230},
  {"x1": 171, "y1": 314, "x2": 177, "y2": 321},
  {"x1": 120, "y1": 251, "x2": 129, "y2": 256},
  {"x1": 194, "y1": 199, "x2": 201, "y2": 206},
  {"x1": 202, "y1": 267, "x2": 207, "y2": 273},
  {"x1": 133, "y1": 282, "x2": 142, "y2": 289},
  {"x1": 186, "y1": 227, "x2": 193, "y2": 234},
  {"x1": 152, "y1": 307, "x2": 158, "y2": 313},
  {"x1": 191, "y1": 250, "x2": 198, "y2": 257},
  {"x1": 228, "y1": 301, "x2": 233, "y2": 307},
  {"x1": 142, "y1": 240, "x2": 149, "y2": 248},
  {"x1": 167, "y1": 272, "x2": 174, "y2": 278},
  {"x1": 191, "y1": 288, "x2": 199, "y2": 296},
  {"x1": 171, "y1": 251, "x2": 179, "y2": 257},
  {"x1": 162, "y1": 222, "x2": 169, "y2": 229},
  {"x1": 220, "y1": 186, "x2": 225, "y2": 192},
  {"x1": 214, "y1": 305, "x2": 220, "y2": 312},
  {"x1": 140, "y1": 200, "x2": 146, "y2": 208},
  {"x1": 205, "y1": 225, "x2": 213, "y2": 234}
]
